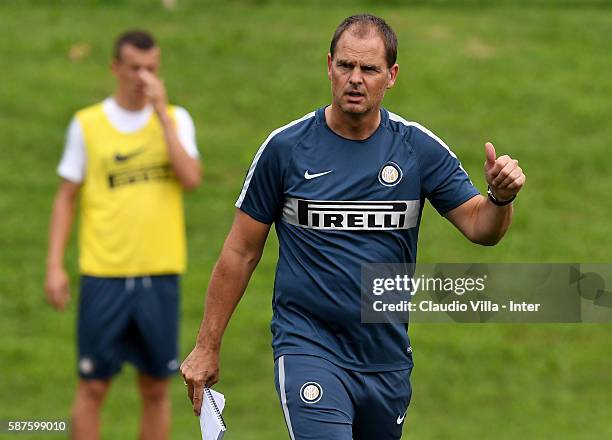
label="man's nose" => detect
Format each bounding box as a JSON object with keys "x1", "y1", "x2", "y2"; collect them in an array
[{"x1": 348, "y1": 67, "x2": 363, "y2": 85}]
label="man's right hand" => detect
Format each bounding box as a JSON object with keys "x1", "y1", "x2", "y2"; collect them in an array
[
  {"x1": 180, "y1": 346, "x2": 220, "y2": 416},
  {"x1": 45, "y1": 266, "x2": 71, "y2": 311}
]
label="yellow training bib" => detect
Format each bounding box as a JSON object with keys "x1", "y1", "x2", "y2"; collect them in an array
[{"x1": 76, "y1": 103, "x2": 186, "y2": 276}]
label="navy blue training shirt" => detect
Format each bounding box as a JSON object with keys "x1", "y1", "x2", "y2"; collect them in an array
[{"x1": 236, "y1": 107, "x2": 479, "y2": 372}]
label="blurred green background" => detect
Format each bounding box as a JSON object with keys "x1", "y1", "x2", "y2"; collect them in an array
[{"x1": 1, "y1": 0, "x2": 611, "y2": 438}]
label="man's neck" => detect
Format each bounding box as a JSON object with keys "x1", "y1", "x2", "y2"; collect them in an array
[
  {"x1": 113, "y1": 92, "x2": 147, "y2": 112},
  {"x1": 325, "y1": 105, "x2": 381, "y2": 141}
]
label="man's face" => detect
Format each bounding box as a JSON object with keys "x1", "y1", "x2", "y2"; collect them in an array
[
  {"x1": 111, "y1": 44, "x2": 161, "y2": 97},
  {"x1": 327, "y1": 29, "x2": 398, "y2": 117}
]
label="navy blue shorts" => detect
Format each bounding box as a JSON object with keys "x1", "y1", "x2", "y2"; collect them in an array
[
  {"x1": 274, "y1": 354, "x2": 413, "y2": 440},
  {"x1": 77, "y1": 275, "x2": 180, "y2": 380}
]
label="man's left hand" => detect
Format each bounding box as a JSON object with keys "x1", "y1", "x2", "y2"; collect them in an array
[
  {"x1": 484, "y1": 142, "x2": 526, "y2": 202},
  {"x1": 139, "y1": 70, "x2": 168, "y2": 115}
]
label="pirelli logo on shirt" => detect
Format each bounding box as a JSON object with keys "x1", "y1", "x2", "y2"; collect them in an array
[{"x1": 282, "y1": 197, "x2": 420, "y2": 231}]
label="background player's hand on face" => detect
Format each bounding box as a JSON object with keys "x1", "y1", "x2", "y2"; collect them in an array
[
  {"x1": 484, "y1": 142, "x2": 526, "y2": 202},
  {"x1": 180, "y1": 346, "x2": 220, "y2": 416},
  {"x1": 44, "y1": 266, "x2": 71, "y2": 311},
  {"x1": 138, "y1": 69, "x2": 168, "y2": 115}
]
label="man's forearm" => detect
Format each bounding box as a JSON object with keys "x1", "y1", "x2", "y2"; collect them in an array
[
  {"x1": 181, "y1": 211, "x2": 270, "y2": 410},
  {"x1": 470, "y1": 195, "x2": 513, "y2": 245},
  {"x1": 139, "y1": 70, "x2": 202, "y2": 190},
  {"x1": 47, "y1": 189, "x2": 77, "y2": 268},
  {"x1": 157, "y1": 111, "x2": 202, "y2": 190},
  {"x1": 195, "y1": 245, "x2": 261, "y2": 352}
]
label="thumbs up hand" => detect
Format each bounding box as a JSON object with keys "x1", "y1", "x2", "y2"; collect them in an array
[{"x1": 484, "y1": 142, "x2": 525, "y2": 202}]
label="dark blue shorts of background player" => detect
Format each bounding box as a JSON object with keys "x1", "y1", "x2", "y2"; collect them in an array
[{"x1": 77, "y1": 275, "x2": 180, "y2": 379}]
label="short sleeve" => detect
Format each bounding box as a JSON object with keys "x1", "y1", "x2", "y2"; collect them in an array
[
  {"x1": 174, "y1": 106, "x2": 199, "y2": 159},
  {"x1": 235, "y1": 134, "x2": 286, "y2": 224},
  {"x1": 57, "y1": 118, "x2": 86, "y2": 183},
  {"x1": 411, "y1": 125, "x2": 480, "y2": 215}
]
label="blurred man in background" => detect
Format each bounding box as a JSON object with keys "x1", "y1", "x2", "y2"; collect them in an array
[
  {"x1": 45, "y1": 29, "x2": 201, "y2": 439},
  {"x1": 181, "y1": 13, "x2": 524, "y2": 440}
]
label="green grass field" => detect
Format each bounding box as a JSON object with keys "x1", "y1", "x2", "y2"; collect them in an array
[{"x1": 1, "y1": 1, "x2": 611, "y2": 438}]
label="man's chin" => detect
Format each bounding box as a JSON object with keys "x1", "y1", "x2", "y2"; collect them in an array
[
  {"x1": 128, "y1": 90, "x2": 147, "y2": 102},
  {"x1": 339, "y1": 103, "x2": 370, "y2": 116}
]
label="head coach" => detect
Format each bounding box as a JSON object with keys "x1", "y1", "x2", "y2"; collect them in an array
[{"x1": 182, "y1": 13, "x2": 524, "y2": 439}]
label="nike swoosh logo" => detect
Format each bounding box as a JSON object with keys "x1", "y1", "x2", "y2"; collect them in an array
[
  {"x1": 115, "y1": 147, "x2": 146, "y2": 162},
  {"x1": 397, "y1": 412, "x2": 407, "y2": 424},
  {"x1": 304, "y1": 170, "x2": 333, "y2": 180}
]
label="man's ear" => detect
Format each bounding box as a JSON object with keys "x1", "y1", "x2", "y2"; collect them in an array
[
  {"x1": 111, "y1": 59, "x2": 119, "y2": 76},
  {"x1": 327, "y1": 53, "x2": 333, "y2": 81},
  {"x1": 387, "y1": 63, "x2": 399, "y2": 89}
]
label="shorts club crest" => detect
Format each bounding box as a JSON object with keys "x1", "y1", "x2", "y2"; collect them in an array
[{"x1": 300, "y1": 382, "x2": 323, "y2": 404}]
